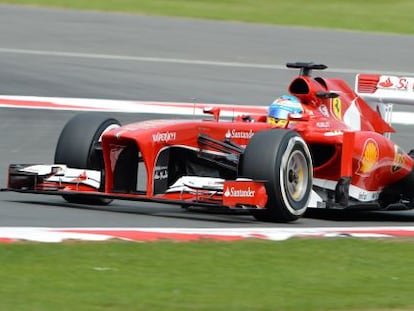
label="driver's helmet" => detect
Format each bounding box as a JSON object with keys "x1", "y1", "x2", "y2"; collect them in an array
[{"x1": 267, "y1": 95, "x2": 302, "y2": 126}]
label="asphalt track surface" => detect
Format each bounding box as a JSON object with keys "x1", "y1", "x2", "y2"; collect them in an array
[{"x1": 1, "y1": 4, "x2": 414, "y2": 228}]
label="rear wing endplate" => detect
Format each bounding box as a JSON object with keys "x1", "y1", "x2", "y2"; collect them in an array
[{"x1": 356, "y1": 74, "x2": 414, "y2": 122}]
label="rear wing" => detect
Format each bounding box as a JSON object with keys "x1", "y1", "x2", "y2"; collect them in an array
[{"x1": 355, "y1": 74, "x2": 414, "y2": 125}]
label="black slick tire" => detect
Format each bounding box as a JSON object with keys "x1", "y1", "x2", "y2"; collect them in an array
[
  {"x1": 54, "y1": 113, "x2": 120, "y2": 205},
  {"x1": 239, "y1": 130, "x2": 313, "y2": 222}
]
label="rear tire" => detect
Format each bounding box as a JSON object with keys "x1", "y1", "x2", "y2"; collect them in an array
[
  {"x1": 54, "y1": 113, "x2": 120, "y2": 205},
  {"x1": 239, "y1": 130, "x2": 312, "y2": 222}
]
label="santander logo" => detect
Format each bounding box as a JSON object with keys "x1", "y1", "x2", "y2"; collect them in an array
[
  {"x1": 225, "y1": 129, "x2": 254, "y2": 140},
  {"x1": 379, "y1": 77, "x2": 393, "y2": 88},
  {"x1": 224, "y1": 186, "x2": 255, "y2": 197}
]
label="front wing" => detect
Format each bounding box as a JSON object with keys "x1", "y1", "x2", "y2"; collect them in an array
[{"x1": 3, "y1": 164, "x2": 269, "y2": 210}]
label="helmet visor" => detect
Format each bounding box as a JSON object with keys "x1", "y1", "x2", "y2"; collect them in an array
[{"x1": 268, "y1": 106, "x2": 291, "y2": 119}]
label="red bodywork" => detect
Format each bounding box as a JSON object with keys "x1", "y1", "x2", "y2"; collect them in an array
[
  {"x1": 4, "y1": 63, "x2": 414, "y2": 212},
  {"x1": 96, "y1": 72, "x2": 413, "y2": 203}
]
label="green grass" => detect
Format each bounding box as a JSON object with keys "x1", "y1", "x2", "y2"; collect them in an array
[
  {"x1": 1, "y1": 0, "x2": 414, "y2": 34},
  {"x1": 1, "y1": 239, "x2": 414, "y2": 311}
]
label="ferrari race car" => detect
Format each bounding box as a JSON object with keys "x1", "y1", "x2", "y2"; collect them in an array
[{"x1": 3, "y1": 62, "x2": 414, "y2": 223}]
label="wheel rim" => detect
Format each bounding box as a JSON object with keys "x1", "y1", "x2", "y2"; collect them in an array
[{"x1": 285, "y1": 150, "x2": 308, "y2": 202}]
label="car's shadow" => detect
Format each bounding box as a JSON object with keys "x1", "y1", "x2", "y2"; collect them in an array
[
  {"x1": 6, "y1": 198, "x2": 260, "y2": 224},
  {"x1": 5, "y1": 196, "x2": 414, "y2": 226}
]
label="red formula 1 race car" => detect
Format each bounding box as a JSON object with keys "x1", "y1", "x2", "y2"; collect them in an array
[{"x1": 4, "y1": 62, "x2": 414, "y2": 223}]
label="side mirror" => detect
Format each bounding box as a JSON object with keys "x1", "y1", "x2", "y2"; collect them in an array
[{"x1": 203, "y1": 107, "x2": 221, "y2": 121}]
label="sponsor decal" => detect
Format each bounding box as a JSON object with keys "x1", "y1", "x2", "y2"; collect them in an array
[
  {"x1": 154, "y1": 166, "x2": 168, "y2": 180},
  {"x1": 152, "y1": 131, "x2": 176, "y2": 143},
  {"x1": 332, "y1": 98, "x2": 342, "y2": 120},
  {"x1": 358, "y1": 192, "x2": 368, "y2": 201},
  {"x1": 224, "y1": 186, "x2": 255, "y2": 198},
  {"x1": 222, "y1": 181, "x2": 267, "y2": 208},
  {"x1": 357, "y1": 139, "x2": 379, "y2": 176},
  {"x1": 377, "y1": 76, "x2": 414, "y2": 91},
  {"x1": 391, "y1": 145, "x2": 404, "y2": 173},
  {"x1": 225, "y1": 129, "x2": 254, "y2": 140},
  {"x1": 318, "y1": 105, "x2": 330, "y2": 117},
  {"x1": 379, "y1": 77, "x2": 393, "y2": 88},
  {"x1": 316, "y1": 121, "x2": 330, "y2": 128},
  {"x1": 358, "y1": 191, "x2": 379, "y2": 201},
  {"x1": 398, "y1": 78, "x2": 409, "y2": 90}
]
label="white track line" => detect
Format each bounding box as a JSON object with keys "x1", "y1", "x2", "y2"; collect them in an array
[
  {"x1": 0, "y1": 47, "x2": 290, "y2": 70},
  {"x1": 1, "y1": 226, "x2": 414, "y2": 242},
  {"x1": 0, "y1": 95, "x2": 413, "y2": 125},
  {"x1": 1, "y1": 47, "x2": 414, "y2": 76}
]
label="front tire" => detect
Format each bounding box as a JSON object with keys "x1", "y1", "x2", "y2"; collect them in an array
[
  {"x1": 239, "y1": 130, "x2": 313, "y2": 222},
  {"x1": 54, "y1": 113, "x2": 120, "y2": 205}
]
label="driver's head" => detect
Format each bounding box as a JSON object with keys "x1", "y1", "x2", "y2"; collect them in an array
[{"x1": 267, "y1": 95, "x2": 302, "y2": 126}]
